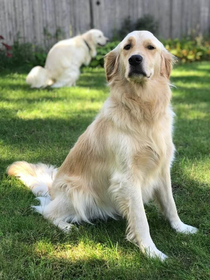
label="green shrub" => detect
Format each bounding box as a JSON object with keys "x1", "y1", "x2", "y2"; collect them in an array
[
  {"x1": 115, "y1": 15, "x2": 159, "y2": 40},
  {"x1": 115, "y1": 17, "x2": 134, "y2": 41},
  {"x1": 89, "y1": 37, "x2": 210, "y2": 68},
  {"x1": 135, "y1": 15, "x2": 158, "y2": 35},
  {"x1": 0, "y1": 35, "x2": 12, "y2": 57},
  {"x1": 0, "y1": 36, "x2": 13, "y2": 69},
  {"x1": 163, "y1": 36, "x2": 210, "y2": 62},
  {"x1": 0, "y1": 40, "x2": 47, "y2": 70},
  {"x1": 89, "y1": 41, "x2": 120, "y2": 67},
  {"x1": 13, "y1": 41, "x2": 47, "y2": 66},
  {"x1": 1, "y1": 35, "x2": 209, "y2": 71}
]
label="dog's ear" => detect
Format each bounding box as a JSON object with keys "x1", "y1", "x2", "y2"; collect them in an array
[
  {"x1": 104, "y1": 50, "x2": 119, "y2": 82},
  {"x1": 160, "y1": 49, "x2": 176, "y2": 79},
  {"x1": 82, "y1": 32, "x2": 94, "y2": 54}
]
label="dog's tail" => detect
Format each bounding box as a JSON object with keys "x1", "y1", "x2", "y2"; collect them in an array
[
  {"x1": 7, "y1": 161, "x2": 57, "y2": 197},
  {"x1": 26, "y1": 66, "x2": 54, "y2": 88}
]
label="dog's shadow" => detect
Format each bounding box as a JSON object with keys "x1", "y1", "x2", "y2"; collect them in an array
[{"x1": 78, "y1": 68, "x2": 107, "y2": 90}]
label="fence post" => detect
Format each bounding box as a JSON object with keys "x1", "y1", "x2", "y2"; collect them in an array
[{"x1": 89, "y1": 0, "x2": 94, "y2": 29}]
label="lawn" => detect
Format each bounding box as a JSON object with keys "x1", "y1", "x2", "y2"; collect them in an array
[{"x1": 0, "y1": 63, "x2": 210, "y2": 280}]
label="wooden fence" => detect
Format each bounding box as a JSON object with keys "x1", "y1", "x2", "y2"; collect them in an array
[{"x1": 0, "y1": 0, "x2": 210, "y2": 50}]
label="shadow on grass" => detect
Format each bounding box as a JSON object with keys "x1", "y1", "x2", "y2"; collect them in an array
[
  {"x1": 0, "y1": 114, "x2": 209, "y2": 174},
  {"x1": 171, "y1": 75, "x2": 210, "y2": 86},
  {"x1": 173, "y1": 61, "x2": 210, "y2": 72},
  {"x1": 0, "y1": 83, "x2": 54, "y2": 92},
  {"x1": 0, "y1": 115, "x2": 96, "y2": 174},
  {"x1": 0, "y1": 65, "x2": 30, "y2": 75},
  {"x1": 0, "y1": 67, "x2": 107, "y2": 92},
  {"x1": 77, "y1": 70, "x2": 107, "y2": 90}
]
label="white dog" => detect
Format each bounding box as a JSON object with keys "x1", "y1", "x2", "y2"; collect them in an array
[
  {"x1": 8, "y1": 31, "x2": 197, "y2": 261},
  {"x1": 26, "y1": 29, "x2": 108, "y2": 88}
]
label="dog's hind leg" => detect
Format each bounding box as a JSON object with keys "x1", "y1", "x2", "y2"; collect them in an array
[
  {"x1": 51, "y1": 68, "x2": 80, "y2": 88},
  {"x1": 32, "y1": 193, "x2": 78, "y2": 233}
]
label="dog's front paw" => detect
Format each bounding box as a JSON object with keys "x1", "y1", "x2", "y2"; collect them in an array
[
  {"x1": 61, "y1": 223, "x2": 74, "y2": 234},
  {"x1": 172, "y1": 221, "x2": 198, "y2": 234},
  {"x1": 144, "y1": 246, "x2": 168, "y2": 261},
  {"x1": 53, "y1": 220, "x2": 74, "y2": 233}
]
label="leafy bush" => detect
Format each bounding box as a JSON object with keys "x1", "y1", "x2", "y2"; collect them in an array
[
  {"x1": 0, "y1": 40, "x2": 47, "y2": 70},
  {"x1": 89, "y1": 36, "x2": 210, "y2": 68},
  {"x1": 0, "y1": 35, "x2": 12, "y2": 57},
  {"x1": 115, "y1": 15, "x2": 158, "y2": 40},
  {"x1": 163, "y1": 36, "x2": 210, "y2": 62},
  {"x1": 115, "y1": 17, "x2": 134, "y2": 41},
  {"x1": 0, "y1": 36, "x2": 12, "y2": 67},
  {"x1": 89, "y1": 41, "x2": 120, "y2": 67},
  {"x1": 11, "y1": 41, "x2": 47, "y2": 67},
  {"x1": 135, "y1": 15, "x2": 158, "y2": 35},
  {"x1": 1, "y1": 35, "x2": 209, "y2": 71}
]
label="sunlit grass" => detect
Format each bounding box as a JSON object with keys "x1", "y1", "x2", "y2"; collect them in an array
[{"x1": 0, "y1": 63, "x2": 210, "y2": 279}]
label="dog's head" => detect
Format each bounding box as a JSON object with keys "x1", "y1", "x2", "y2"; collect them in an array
[
  {"x1": 86, "y1": 29, "x2": 109, "y2": 47},
  {"x1": 105, "y1": 31, "x2": 175, "y2": 84}
]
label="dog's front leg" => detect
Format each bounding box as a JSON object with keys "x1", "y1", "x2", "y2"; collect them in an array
[
  {"x1": 113, "y1": 180, "x2": 168, "y2": 261},
  {"x1": 155, "y1": 168, "x2": 198, "y2": 234},
  {"x1": 84, "y1": 56, "x2": 91, "y2": 66}
]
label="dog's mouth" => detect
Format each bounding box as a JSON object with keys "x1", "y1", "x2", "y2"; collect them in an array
[
  {"x1": 128, "y1": 66, "x2": 151, "y2": 79},
  {"x1": 97, "y1": 42, "x2": 106, "y2": 47}
]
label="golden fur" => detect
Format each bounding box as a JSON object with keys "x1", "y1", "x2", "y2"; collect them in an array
[{"x1": 7, "y1": 31, "x2": 197, "y2": 261}]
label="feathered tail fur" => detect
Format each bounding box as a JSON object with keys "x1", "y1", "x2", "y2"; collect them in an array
[
  {"x1": 7, "y1": 161, "x2": 57, "y2": 197},
  {"x1": 26, "y1": 66, "x2": 54, "y2": 88}
]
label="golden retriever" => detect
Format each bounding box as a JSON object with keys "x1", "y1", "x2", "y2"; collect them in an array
[
  {"x1": 7, "y1": 31, "x2": 198, "y2": 261},
  {"x1": 26, "y1": 29, "x2": 108, "y2": 88}
]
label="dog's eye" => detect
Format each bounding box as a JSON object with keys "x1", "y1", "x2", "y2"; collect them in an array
[
  {"x1": 147, "y1": 45, "x2": 155, "y2": 50},
  {"x1": 124, "y1": 44, "x2": 131, "y2": 50}
]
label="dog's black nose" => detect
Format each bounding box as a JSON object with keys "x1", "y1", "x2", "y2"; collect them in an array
[{"x1": 129, "y1": 55, "x2": 143, "y2": 66}]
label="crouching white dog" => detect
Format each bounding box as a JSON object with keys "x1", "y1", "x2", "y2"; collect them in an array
[{"x1": 26, "y1": 29, "x2": 108, "y2": 88}]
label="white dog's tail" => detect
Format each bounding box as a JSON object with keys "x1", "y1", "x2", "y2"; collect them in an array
[
  {"x1": 7, "y1": 161, "x2": 57, "y2": 197},
  {"x1": 26, "y1": 66, "x2": 54, "y2": 88}
]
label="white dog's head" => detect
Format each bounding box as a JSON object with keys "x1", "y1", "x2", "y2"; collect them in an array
[
  {"x1": 83, "y1": 29, "x2": 109, "y2": 48},
  {"x1": 105, "y1": 31, "x2": 175, "y2": 84}
]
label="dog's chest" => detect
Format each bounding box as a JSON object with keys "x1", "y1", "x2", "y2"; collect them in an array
[{"x1": 126, "y1": 116, "x2": 174, "y2": 172}]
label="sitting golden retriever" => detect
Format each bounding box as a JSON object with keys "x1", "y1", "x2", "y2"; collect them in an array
[
  {"x1": 8, "y1": 31, "x2": 197, "y2": 261},
  {"x1": 26, "y1": 29, "x2": 108, "y2": 88}
]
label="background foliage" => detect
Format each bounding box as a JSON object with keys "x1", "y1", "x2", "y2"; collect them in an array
[
  {"x1": 0, "y1": 14, "x2": 209, "y2": 70},
  {"x1": 114, "y1": 15, "x2": 159, "y2": 40},
  {"x1": 90, "y1": 36, "x2": 210, "y2": 67}
]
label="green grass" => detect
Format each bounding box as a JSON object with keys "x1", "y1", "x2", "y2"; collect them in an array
[{"x1": 0, "y1": 63, "x2": 210, "y2": 280}]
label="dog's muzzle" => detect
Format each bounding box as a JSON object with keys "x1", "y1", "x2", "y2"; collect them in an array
[
  {"x1": 128, "y1": 55, "x2": 147, "y2": 77},
  {"x1": 98, "y1": 43, "x2": 106, "y2": 47},
  {"x1": 98, "y1": 38, "x2": 109, "y2": 47}
]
